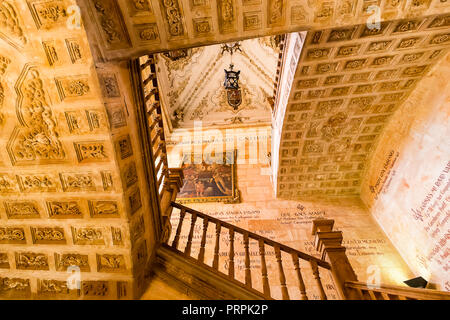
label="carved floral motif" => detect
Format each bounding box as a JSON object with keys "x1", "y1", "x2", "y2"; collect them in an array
[
  {"x1": 47, "y1": 201, "x2": 82, "y2": 218},
  {"x1": 31, "y1": 227, "x2": 66, "y2": 244},
  {"x1": 7, "y1": 66, "x2": 65, "y2": 164},
  {"x1": 55, "y1": 253, "x2": 90, "y2": 271},
  {"x1": 15, "y1": 252, "x2": 49, "y2": 270},
  {"x1": 0, "y1": 227, "x2": 25, "y2": 243},
  {"x1": 4, "y1": 201, "x2": 40, "y2": 219},
  {"x1": 0, "y1": 278, "x2": 30, "y2": 296},
  {"x1": 74, "y1": 141, "x2": 108, "y2": 162},
  {"x1": 38, "y1": 280, "x2": 69, "y2": 294},
  {"x1": 88, "y1": 200, "x2": 119, "y2": 218},
  {"x1": 72, "y1": 227, "x2": 104, "y2": 245},
  {"x1": 97, "y1": 254, "x2": 126, "y2": 272},
  {"x1": 159, "y1": 0, "x2": 184, "y2": 37},
  {"x1": 0, "y1": 1, "x2": 27, "y2": 47},
  {"x1": 93, "y1": 0, "x2": 131, "y2": 49},
  {"x1": 55, "y1": 253, "x2": 90, "y2": 272}
]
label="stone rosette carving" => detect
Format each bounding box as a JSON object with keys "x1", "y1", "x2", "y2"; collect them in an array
[
  {"x1": 135, "y1": 23, "x2": 160, "y2": 43},
  {"x1": 0, "y1": 174, "x2": 18, "y2": 192},
  {"x1": 86, "y1": 110, "x2": 103, "y2": 131}
]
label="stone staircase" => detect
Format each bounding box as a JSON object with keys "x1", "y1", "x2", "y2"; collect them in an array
[{"x1": 136, "y1": 55, "x2": 450, "y2": 301}]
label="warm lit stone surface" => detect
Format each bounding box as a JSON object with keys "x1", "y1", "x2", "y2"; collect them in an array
[
  {"x1": 0, "y1": 0, "x2": 156, "y2": 299},
  {"x1": 275, "y1": 14, "x2": 450, "y2": 200},
  {"x1": 166, "y1": 130, "x2": 413, "y2": 299},
  {"x1": 361, "y1": 52, "x2": 450, "y2": 291},
  {"x1": 141, "y1": 275, "x2": 193, "y2": 300},
  {"x1": 78, "y1": 0, "x2": 450, "y2": 60},
  {"x1": 0, "y1": 0, "x2": 448, "y2": 300}
]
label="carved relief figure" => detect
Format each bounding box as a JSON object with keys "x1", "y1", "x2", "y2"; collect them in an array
[{"x1": 8, "y1": 66, "x2": 65, "y2": 164}]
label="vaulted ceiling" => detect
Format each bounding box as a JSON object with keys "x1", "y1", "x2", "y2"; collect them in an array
[
  {"x1": 79, "y1": 0, "x2": 450, "y2": 60},
  {"x1": 276, "y1": 14, "x2": 450, "y2": 199},
  {"x1": 156, "y1": 36, "x2": 280, "y2": 129}
]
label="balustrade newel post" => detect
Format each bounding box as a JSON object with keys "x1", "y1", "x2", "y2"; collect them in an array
[
  {"x1": 311, "y1": 219, "x2": 362, "y2": 300},
  {"x1": 160, "y1": 168, "x2": 184, "y2": 243}
]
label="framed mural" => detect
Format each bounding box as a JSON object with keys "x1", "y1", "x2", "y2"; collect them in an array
[{"x1": 176, "y1": 150, "x2": 240, "y2": 204}]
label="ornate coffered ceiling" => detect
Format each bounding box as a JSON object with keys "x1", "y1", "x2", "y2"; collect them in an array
[
  {"x1": 156, "y1": 36, "x2": 280, "y2": 129},
  {"x1": 78, "y1": 0, "x2": 450, "y2": 61},
  {"x1": 276, "y1": 13, "x2": 450, "y2": 199}
]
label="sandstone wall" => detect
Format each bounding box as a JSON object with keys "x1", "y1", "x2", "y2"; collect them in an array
[
  {"x1": 361, "y1": 52, "x2": 450, "y2": 291},
  {"x1": 166, "y1": 127, "x2": 413, "y2": 299},
  {"x1": 0, "y1": 0, "x2": 157, "y2": 299}
]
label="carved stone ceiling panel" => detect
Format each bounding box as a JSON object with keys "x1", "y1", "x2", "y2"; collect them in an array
[
  {"x1": 156, "y1": 36, "x2": 280, "y2": 129},
  {"x1": 78, "y1": 0, "x2": 450, "y2": 61},
  {"x1": 276, "y1": 13, "x2": 450, "y2": 199}
]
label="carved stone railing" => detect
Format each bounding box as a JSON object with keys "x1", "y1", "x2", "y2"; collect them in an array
[
  {"x1": 166, "y1": 202, "x2": 337, "y2": 300},
  {"x1": 345, "y1": 281, "x2": 450, "y2": 300}
]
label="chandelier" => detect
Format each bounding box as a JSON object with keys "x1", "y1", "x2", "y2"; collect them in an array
[{"x1": 222, "y1": 42, "x2": 242, "y2": 110}]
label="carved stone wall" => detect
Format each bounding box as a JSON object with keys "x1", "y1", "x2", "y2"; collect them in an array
[
  {"x1": 77, "y1": 0, "x2": 450, "y2": 60},
  {"x1": 0, "y1": 0, "x2": 156, "y2": 299},
  {"x1": 276, "y1": 14, "x2": 450, "y2": 200}
]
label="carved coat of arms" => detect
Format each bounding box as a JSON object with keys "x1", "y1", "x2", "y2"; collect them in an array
[{"x1": 226, "y1": 88, "x2": 242, "y2": 110}]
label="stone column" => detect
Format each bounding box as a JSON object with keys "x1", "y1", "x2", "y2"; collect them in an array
[
  {"x1": 160, "y1": 168, "x2": 184, "y2": 243},
  {"x1": 312, "y1": 219, "x2": 362, "y2": 300}
]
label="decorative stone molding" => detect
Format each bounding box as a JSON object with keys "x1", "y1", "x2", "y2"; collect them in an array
[{"x1": 7, "y1": 65, "x2": 65, "y2": 165}]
